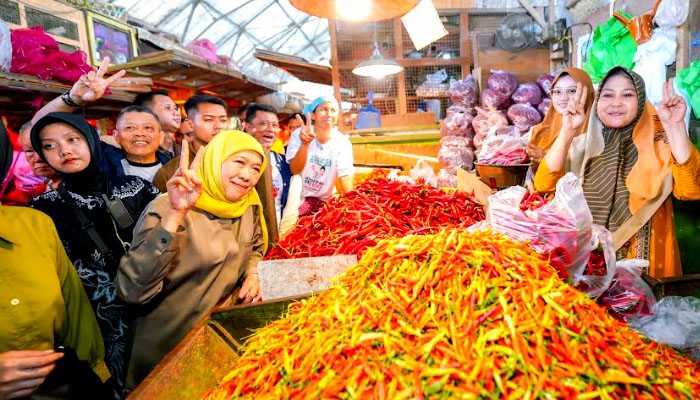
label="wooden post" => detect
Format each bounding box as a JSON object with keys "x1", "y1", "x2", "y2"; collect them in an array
[
  {"x1": 328, "y1": 20, "x2": 342, "y2": 112},
  {"x1": 394, "y1": 18, "x2": 407, "y2": 115},
  {"x1": 256, "y1": 149, "x2": 279, "y2": 244},
  {"x1": 460, "y1": 12, "x2": 471, "y2": 78}
]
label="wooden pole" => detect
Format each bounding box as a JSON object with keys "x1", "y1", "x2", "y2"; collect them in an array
[{"x1": 256, "y1": 149, "x2": 279, "y2": 244}]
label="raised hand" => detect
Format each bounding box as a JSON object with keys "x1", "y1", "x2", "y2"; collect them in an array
[
  {"x1": 297, "y1": 113, "x2": 315, "y2": 145},
  {"x1": 657, "y1": 78, "x2": 687, "y2": 126},
  {"x1": 69, "y1": 57, "x2": 127, "y2": 103},
  {"x1": 561, "y1": 82, "x2": 588, "y2": 135},
  {"x1": 166, "y1": 140, "x2": 205, "y2": 213}
]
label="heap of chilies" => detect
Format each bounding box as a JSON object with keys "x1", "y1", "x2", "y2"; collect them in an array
[
  {"x1": 204, "y1": 231, "x2": 699, "y2": 400},
  {"x1": 266, "y1": 178, "x2": 484, "y2": 259}
]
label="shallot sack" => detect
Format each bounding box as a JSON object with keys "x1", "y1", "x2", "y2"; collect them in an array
[
  {"x1": 477, "y1": 126, "x2": 527, "y2": 165},
  {"x1": 471, "y1": 173, "x2": 594, "y2": 280}
]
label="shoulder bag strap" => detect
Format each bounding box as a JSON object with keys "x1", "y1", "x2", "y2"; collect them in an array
[{"x1": 57, "y1": 185, "x2": 111, "y2": 255}]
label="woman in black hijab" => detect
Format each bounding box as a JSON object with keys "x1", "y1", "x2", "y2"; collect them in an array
[{"x1": 29, "y1": 112, "x2": 158, "y2": 398}]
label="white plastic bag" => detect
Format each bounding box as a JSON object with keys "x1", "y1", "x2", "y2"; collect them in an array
[
  {"x1": 0, "y1": 20, "x2": 12, "y2": 72},
  {"x1": 633, "y1": 28, "x2": 677, "y2": 105},
  {"x1": 575, "y1": 225, "x2": 616, "y2": 297},
  {"x1": 653, "y1": 0, "x2": 689, "y2": 29},
  {"x1": 416, "y1": 69, "x2": 449, "y2": 97},
  {"x1": 628, "y1": 296, "x2": 700, "y2": 349},
  {"x1": 477, "y1": 126, "x2": 527, "y2": 165},
  {"x1": 410, "y1": 159, "x2": 437, "y2": 187}
]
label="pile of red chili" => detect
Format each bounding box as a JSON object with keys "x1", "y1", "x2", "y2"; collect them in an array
[
  {"x1": 266, "y1": 178, "x2": 485, "y2": 259},
  {"x1": 203, "y1": 230, "x2": 699, "y2": 399}
]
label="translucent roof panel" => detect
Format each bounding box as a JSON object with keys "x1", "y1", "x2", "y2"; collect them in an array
[{"x1": 111, "y1": 0, "x2": 330, "y2": 86}]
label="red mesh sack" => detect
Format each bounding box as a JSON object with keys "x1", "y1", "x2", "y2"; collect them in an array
[
  {"x1": 511, "y1": 83, "x2": 543, "y2": 106},
  {"x1": 11, "y1": 26, "x2": 92, "y2": 84},
  {"x1": 487, "y1": 70, "x2": 519, "y2": 96},
  {"x1": 536, "y1": 73, "x2": 556, "y2": 94},
  {"x1": 447, "y1": 75, "x2": 478, "y2": 108},
  {"x1": 507, "y1": 103, "x2": 542, "y2": 134}
]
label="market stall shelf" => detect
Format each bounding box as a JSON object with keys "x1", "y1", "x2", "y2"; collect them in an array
[
  {"x1": 254, "y1": 49, "x2": 332, "y2": 86},
  {"x1": 0, "y1": 71, "x2": 134, "y2": 118},
  {"x1": 107, "y1": 49, "x2": 276, "y2": 103}
]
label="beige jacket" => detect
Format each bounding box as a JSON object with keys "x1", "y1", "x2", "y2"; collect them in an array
[{"x1": 116, "y1": 195, "x2": 264, "y2": 392}]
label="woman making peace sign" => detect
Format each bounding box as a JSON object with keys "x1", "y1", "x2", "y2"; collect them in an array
[
  {"x1": 534, "y1": 67, "x2": 700, "y2": 277},
  {"x1": 116, "y1": 131, "x2": 267, "y2": 392}
]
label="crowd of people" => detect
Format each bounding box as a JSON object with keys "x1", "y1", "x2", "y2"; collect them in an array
[
  {"x1": 0, "y1": 60, "x2": 354, "y2": 399},
  {"x1": 2, "y1": 59, "x2": 700, "y2": 400}
]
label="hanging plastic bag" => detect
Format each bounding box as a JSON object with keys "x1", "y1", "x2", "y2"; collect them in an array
[
  {"x1": 598, "y1": 259, "x2": 656, "y2": 320},
  {"x1": 583, "y1": 16, "x2": 637, "y2": 83},
  {"x1": 675, "y1": 60, "x2": 700, "y2": 119},
  {"x1": 653, "y1": 0, "x2": 690, "y2": 29},
  {"x1": 633, "y1": 28, "x2": 677, "y2": 105},
  {"x1": 416, "y1": 69, "x2": 449, "y2": 97},
  {"x1": 0, "y1": 21, "x2": 11, "y2": 72},
  {"x1": 628, "y1": 296, "x2": 700, "y2": 349},
  {"x1": 574, "y1": 225, "x2": 616, "y2": 297},
  {"x1": 469, "y1": 173, "x2": 594, "y2": 280},
  {"x1": 410, "y1": 159, "x2": 437, "y2": 187},
  {"x1": 477, "y1": 126, "x2": 527, "y2": 165}
]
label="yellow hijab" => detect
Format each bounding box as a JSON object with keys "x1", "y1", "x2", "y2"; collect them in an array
[{"x1": 195, "y1": 130, "x2": 268, "y2": 252}]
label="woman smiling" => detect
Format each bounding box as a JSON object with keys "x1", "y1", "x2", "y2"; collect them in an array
[
  {"x1": 116, "y1": 130, "x2": 267, "y2": 392},
  {"x1": 534, "y1": 67, "x2": 700, "y2": 277}
]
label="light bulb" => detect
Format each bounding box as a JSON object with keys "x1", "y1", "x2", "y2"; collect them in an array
[{"x1": 336, "y1": 0, "x2": 371, "y2": 21}]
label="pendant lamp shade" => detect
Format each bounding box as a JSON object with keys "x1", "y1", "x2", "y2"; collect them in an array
[
  {"x1": 352, "y1": 43, "x2": 403, "y2": 78},
  {"x1": 290, "y1": 0, "x2": 419, "y2": 22}
]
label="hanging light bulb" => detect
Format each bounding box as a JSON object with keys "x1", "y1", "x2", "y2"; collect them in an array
[
  {"x1": 289, "y1": 0, "x2": 418, "y2": 22},
  {"x1": 352, "y1": 42, "x2": 403, "y2": 78}
]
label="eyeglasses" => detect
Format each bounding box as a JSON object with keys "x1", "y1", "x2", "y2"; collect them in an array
[{"x1": 549, "y1": 88, "x2": 578, "y2": 98}]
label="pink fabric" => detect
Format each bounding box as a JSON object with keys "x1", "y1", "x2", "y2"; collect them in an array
[
  {"x1": 186, "y1": 39, "x2": 224, "y2": 64},
  {"x1": 10, "y1": 26, "x2": 92, "y2": 84}
]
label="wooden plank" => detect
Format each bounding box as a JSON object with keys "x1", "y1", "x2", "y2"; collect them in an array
[
  {"x1": 380, "y1": 112, "x2": 436, "y2": 127},
  {"x1": 460, "y1": 12, "x2": 471, "y2": 78},
  {"x1": 258, "y1": 255, "x2": 359, "y2": 301},
  {"x1": 128, "y1": 322, "x2": 238, "y2": 400},
  {"x1": 456, "y1": 168, "x2": 493, "y2": 205},
  {"x1": 254, "y1": 50, "x2": 332, "y2": 85},
  {"x1": 394, "y1": 18, "x2": 408, "y2": 115},
  {"x1": 329, "y1": 20, "x2": 342, "y2": 115},
  {"x1": 256, "y1": 149, "x2": 279, "y2": 244}
]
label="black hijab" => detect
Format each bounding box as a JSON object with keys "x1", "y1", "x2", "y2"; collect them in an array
[
  {"x1": 30, "y1": 112, "x2": 106, "y2": 194},
  {"x1": 0, "y1": 119, "x2": 11, "y2": 184}
]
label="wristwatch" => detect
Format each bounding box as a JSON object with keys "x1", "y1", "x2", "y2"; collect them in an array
[{"x1": 61, "y1": 91, "x2": 83, "y2": 107}]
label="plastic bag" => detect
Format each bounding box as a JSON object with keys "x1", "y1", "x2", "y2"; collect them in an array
[
  {"x1": 628, "y1": 296, "x2": 700, "y2": 349},
  {"x1": 440, "y1": 107, "x2": 474, "y2": 138},
  {"x1": 575, "y1": 225, "x2": 616, "y2": 297},
  {"x1": 416, "y1": 69, "x2": 449, "y2": 97},
  {"x1": 470, "y1": 173, "x2": 594, "y2": 280},
  {"x1": 507, "y1": 104, "x2": 543, "y2": 134},
  {"x1": 410, "y1": 159, "x2": 438, "y2": 187},
  {"x1": 447, "y1": 75, "x2": 478, "y2": 108},
  {"x1": 633, "y1": 28, "x2": 677, "y2": 106},
  {"x1": 675, "y1": 59, "x2": 700, "y2": 119},
  {"x1": 477, "y1": 126, "x2": 527, "y2": 165},
  {"x1": 598, "y1": 259, "x2": 655, "y2": 320},
  {"x1": 536, "y1": 73, "x2": 555, "y2": 94},
  {"x1": 511, "y1": 83, "x2": 543, "y2": 106},
  {"x1": 439, "y1": 136, "x2": 474, "y2": 172},
  {"x1": 487, "y1": 70, "x2": 519, "y2": 96},
  {"x1": 537, "y1": 98, "x2": 551, "y2": 118},
  {"x1": 583, "y1": 16, "x2": 637, "y2": 83},
  {"x1": 480, "y1": 88, "x2": 512, "y2": 110},
  {"x1": 653, "y1": 0, "x2": 690, "y2": 29},
  {"x1": 186, "y1": 39, "x2": 223, "y2": 64},
  {"x1": 472, "y1": 106, "x2": 508, "y2": 151},
  {"x1": 437, "y1": 169, "x2": 457, "y2": 188},
  {"x1": 0, "y1": 21, "x2": 11, "y2": 72},
  {"x1": 10, "y1": 26, "x2": 92, "y2": 84}
]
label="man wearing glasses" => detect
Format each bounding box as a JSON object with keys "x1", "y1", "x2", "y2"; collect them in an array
[{"x1": 244, "y1": 103, "x2": 291, "y2": 225}]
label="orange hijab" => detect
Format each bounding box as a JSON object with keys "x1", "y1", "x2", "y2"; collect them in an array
[{"x1": 529, "y1": 68, "x2": 595, "y2": 152}]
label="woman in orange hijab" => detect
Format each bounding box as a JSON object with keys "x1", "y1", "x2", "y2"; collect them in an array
[
  {"x1": 534, "y1": 67, "x2": 700, "y2": 278},
  {"x1": 527, "y1": 68, "x2": 595, "y2": 174}
]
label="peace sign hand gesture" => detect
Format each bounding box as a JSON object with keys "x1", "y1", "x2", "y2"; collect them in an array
[
  {"x1": 561, "y1": 82, "x2": 588, "y2": 137},
  {"x1": 297, "y1": 113, "x2": 315, "y2": 145},
  {"x1": 166, "y1": 140, "x2": 205, "y2": 213},
  {"x1": 657, "y1": 78, "x2": 686, "y2": 126},
  {"x1": 69, "y1": 57, "x2": 127, "y2": 103}
]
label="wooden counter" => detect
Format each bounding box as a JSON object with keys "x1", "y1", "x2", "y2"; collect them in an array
[{"x1": 349, "y1": 126, "x2": 441, "y2": 172}]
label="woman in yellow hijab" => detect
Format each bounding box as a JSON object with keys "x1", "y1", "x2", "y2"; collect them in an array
[{"x1": 116, "y1": 131, "x2": 268, "y2": 393}]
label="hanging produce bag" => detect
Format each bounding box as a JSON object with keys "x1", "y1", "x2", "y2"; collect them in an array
[
  {"x1": 583, "y1": 15, "x2": 637, "y2": 83},
  {"x1": 676, "y1": 60, "x2": 700, "y2": 118}
]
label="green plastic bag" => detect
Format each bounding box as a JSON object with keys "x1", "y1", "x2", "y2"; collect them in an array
[
  {"x1": 676, "y1": 60, "x2": 700, "y2": 119},
  {"x1": 583, "y1": 15, "x2": 637, "y2": 83}
]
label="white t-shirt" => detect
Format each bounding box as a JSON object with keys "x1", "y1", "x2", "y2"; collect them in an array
[
  {"x1": 269, "y1": 153, "x2": 284, "y2": 223},
  {"x1": 286, "y1": 127, "x2": 354, "y2": 202},
  {"x1": 120, "y1": 159, "x2": 162, "y2": 182}
]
